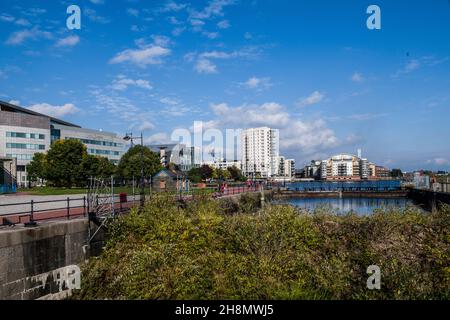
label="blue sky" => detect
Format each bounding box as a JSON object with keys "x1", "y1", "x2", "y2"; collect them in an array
[{"x1": 1, "y1": 0, "x2": 449, "y2": 171}]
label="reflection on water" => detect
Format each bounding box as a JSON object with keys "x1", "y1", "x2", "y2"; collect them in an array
[{"x1": 283, "y1": 197, "x2": 417, "y2": 215}]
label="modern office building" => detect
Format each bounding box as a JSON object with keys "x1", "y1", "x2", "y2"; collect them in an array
[
  {"x1": 0, "y1": 100, "x2": 125, "y2": 186},
  {"x1": 241, "y1": 127, "x2": 280, "y2": 179}
]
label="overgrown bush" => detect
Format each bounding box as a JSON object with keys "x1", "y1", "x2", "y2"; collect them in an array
[{"x1": 73, "y1": 196, "x2": 449, "y2": 300}]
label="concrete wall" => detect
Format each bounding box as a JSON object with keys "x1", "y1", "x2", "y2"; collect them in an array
[{"x1": 0, "y1": 218, "x2": 94, "y2": 300}]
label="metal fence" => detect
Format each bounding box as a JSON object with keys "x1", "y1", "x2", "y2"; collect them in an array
[
  {"x1": 0, "y1": 185, "x2": 262, "y2": 227},
  {"x1": 0, "y1": 195, "x2": 140, "y2": 227}
]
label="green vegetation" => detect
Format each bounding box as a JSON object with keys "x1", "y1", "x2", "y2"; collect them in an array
[
  {"x1": 26, "y1": 141, "x2": 163, "y2": 189},
  {"x1": 188, "y1": 165, "x2": 246, "y2": 183},
  {"x1": 74, "y1": 195, "x2": 449, "y2": 300},
  {"x1": 26, "y1": 140, "x2": 116, "y2": 188},
  {"x1": 116, "y1": 145, "x2": 162, "y2": 180}
]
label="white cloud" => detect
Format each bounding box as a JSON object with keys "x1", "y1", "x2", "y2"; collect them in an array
[
  {"x1": 202, "y1": 31, "x2": 219, "y2": 39},
  {"x1": 190, "y1": 47, "x2": 262, "y2": 74},
  {"x1": 84, "y1": 8, "x2": 110, "y2": 24},
  {"x1": 351, "y1": 72, "x2": 364, "y2": 82},
  {"x1": 90, "y1": 89, "x2": 140, "y2": 121},
  {"x1": 55, "y1": 35, "x2": 80, "y2": 47},
  {"x1": 89, "y1": 0, "x2": 104, "y2": 4},
  {"x1": 241, "y1": 77, "x2": 272, "y2": 91},
  {"x1": 137, "y1": 121, "x2": 155, "y2": 131},
  {"x1": 172, "y1": 27, "x2": 186, "y2": 36},
  {"x1": 110, "y1": 46, "x2": 171, "y2": 67},
  {"x1": 195, "y1": 59, "x2": 217, "y2": 74},
  {"x1": 208, "y1": 101, "x2": 343, "y2": 157},
  {"x1": 145, "y1": 132, "x2": 172, "y2": 145},
  {"x1": 9, "y1": 100, "x2": 20, "y2": 105},
  {"x1": 110, "y1": 75, "x2": 152, "y2": 91},
  {"x1": 0, "y1": 14, "x2": 15, "y2": 22},
  {"x1": 297, "y1": 91, "x2": 325, "y2": 107},
  {"x1": 217, "y1": 20, "x2": 230, "y2": 29},
  {"x1": 281, "y1": 119, "x2": 339, "y2": 154},
  {"x1": 161, "y1": 1, "x2": 188, "y2": 12},
  {"x1": 6, "y1": 27, "x2": 52, "y2": 45},
  {"x1": 427, "y1": 158, "x2": 450, "y2": 166},
  {"x1": 15, "y1": 18, "x2": 31, "y2": 26},
  {"x1": 189, "y1": 0, "x2": 236, "y2": 20},
  {"x1": 392, "y1": 59, "x2": 421, "y2": 78},
  {"x1": 127, "y1": 8, "x2": 140, "y2": 17},
  {"x1": 28, "y1": 103, "x2": 79, "y2": 118},
  {"x1": 211, "y1": 102, "x2": 290, "y2": 127},
  {"x1": 160, "y1": 97, "x2": 180, "y2": 105}
]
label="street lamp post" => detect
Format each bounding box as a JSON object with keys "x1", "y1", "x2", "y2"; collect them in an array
[{"x1": 124, "y1": 132, "x2": 145, "y2": 208}]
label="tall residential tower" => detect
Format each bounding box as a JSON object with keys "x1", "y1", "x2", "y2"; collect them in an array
[{"x1": 241, "y1": 127, "x2": 279, "y2": 179}]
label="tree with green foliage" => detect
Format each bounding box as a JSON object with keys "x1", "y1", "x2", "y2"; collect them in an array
[
  {"x1": 27, "y1": 153, "x2": 47, "y2": 184},
  {"x1": 200, "y1": 164, "x2": 214, "y2": 181},
  {"x1": 187, "y1": 167, "x2": 202, "y2": 183},
  {"x1": 213, "y1": 168, "x2": 231, "y2": 181},
  {"x1": 227, "y1": 166, "x2": 247, "y2": 182},
  {"x1": 116, "y1": 145, "x2": 162, "y2": 180},
  {"x1": 46, "y1": 139, "x2": 87, "y2": 188},
  {"x1": 81, "y1": 155, "x2": 116, "y2": 182}
]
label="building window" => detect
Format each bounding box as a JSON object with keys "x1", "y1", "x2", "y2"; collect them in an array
[
  {"x1": 6, "y1": 154, "x2": 34, "y2": 161},
  {"x1": 66, "y1": 137, "x2": 123, "y2": 148},
  {"x1": 6, "y1": 132, "x2": 45, "y2": 139},
  {"x1": 6, "y1": 143, "x2": 45, "y2": 150}
]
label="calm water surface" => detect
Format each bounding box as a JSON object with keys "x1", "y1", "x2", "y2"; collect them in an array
[{"x1": 282, "y1": 197, "x2": 418, "y2": 215}]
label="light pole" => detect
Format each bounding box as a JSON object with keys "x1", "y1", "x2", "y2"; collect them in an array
[{"x1": 124, "y1": 132, "x2": 145, "y2": 208}]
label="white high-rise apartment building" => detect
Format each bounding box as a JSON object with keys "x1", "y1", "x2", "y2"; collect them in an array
[{"x1": 241, "y1": 127, "x2": 279, "y2": 178}]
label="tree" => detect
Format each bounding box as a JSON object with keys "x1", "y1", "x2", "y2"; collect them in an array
[
  {"x1": 390, "y1": 169, "x2": 404, "y2": 178},
  {"x1": 81, "y1": 155, "x2": 116, "y2": 182},
  {"x1": 116, "y1": 145, "x2": 162, "y2": 179},
  {"x1": 187, "y1": 167, "x2": 202, "y2": 183},
  {"x1": 46, "y1": 139, "x2": 87, "y2": 188},
  {"x1": 199, "y1": 165, "x2": 214, "y2": 181},
  {"x1": 27, "y1": 153, "x2": 47, "y2": 184},
  {"x1": 213, "y1": 168, "x2": 231, "y2": 181},
  {"x1": 227, "y1": 166, "x2": 247, "y2": 182}
]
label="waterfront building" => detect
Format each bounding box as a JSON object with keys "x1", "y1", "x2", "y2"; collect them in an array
[
  {"x1": 241, "y1": 127, "x2": 279, "y2": 179},
  {"x1": 414, "y1": 172, "x2": 431, "y2": 190},
  {"x1": 306, "y1": 151, "x2": 389, "y2": 181},
  {"x1": 0, "y1": 100, "x2": 125, "y2": 186},
  {"x1": 277, "y1": 156, "x2": 286, "y2": 177},
  {"x1": 285, "y1": 159, "x2": 296, "y2": 178},
  {"x1": 276, "y1": 157, "x2": 295, "y2": 178}
]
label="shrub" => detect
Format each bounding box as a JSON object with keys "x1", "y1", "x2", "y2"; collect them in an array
[{"x1": 73, "y1": 196, "x2": 449, "y2": 300}]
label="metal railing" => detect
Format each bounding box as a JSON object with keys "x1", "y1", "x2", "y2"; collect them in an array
[
  {"x1": 0, "y1": 185, "x2": 264, "y2": 227},
  {"x1": 0, "y1": 195, "x2": 140, "y2": 227}
]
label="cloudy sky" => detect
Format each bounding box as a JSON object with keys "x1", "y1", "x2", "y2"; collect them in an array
[{"x1": 1, "y1": 0, "x2": 450, "y2": 171}]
